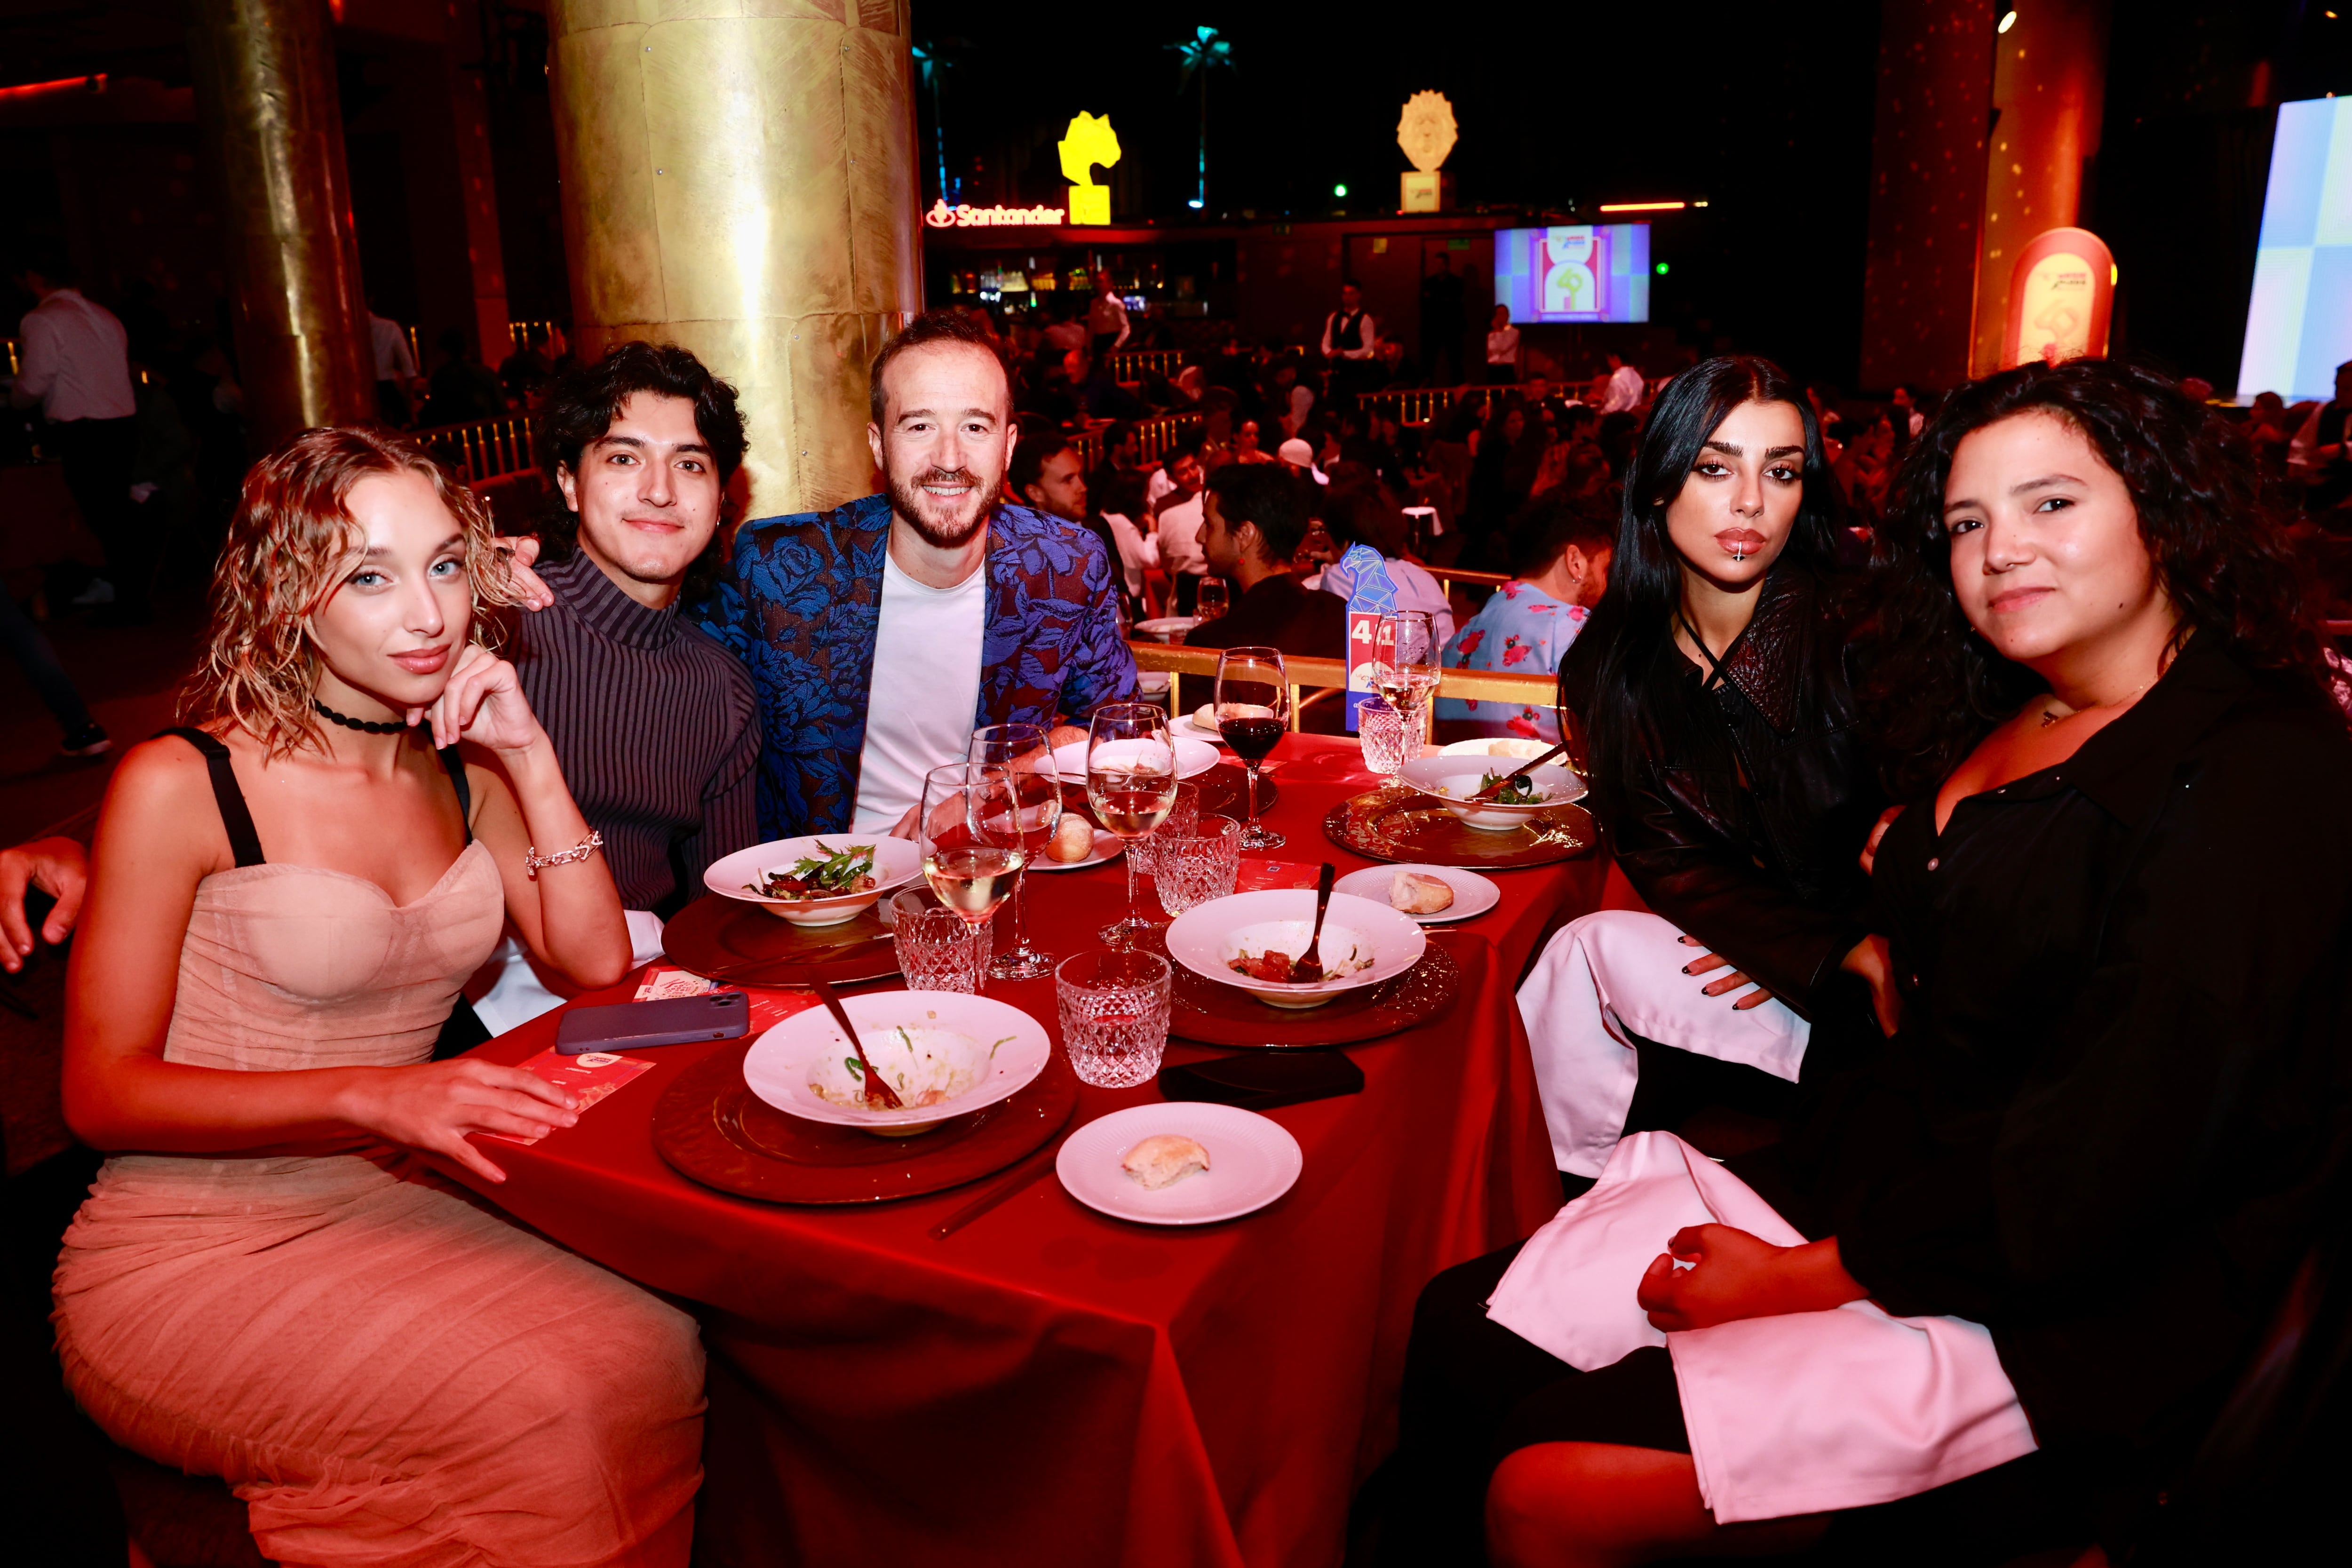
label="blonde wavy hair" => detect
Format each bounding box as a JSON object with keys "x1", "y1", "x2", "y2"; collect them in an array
[{"x1": 178, "y1": 426, "x2": 521, "y2": 758}]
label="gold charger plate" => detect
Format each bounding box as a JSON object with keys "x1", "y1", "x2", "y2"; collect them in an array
[
  {"x1": 1322, "y1": 782, "x2": 1593, "y2": 869},
  {"x1": 662, "y1": 893, "x2": 901, "y2": 985}
]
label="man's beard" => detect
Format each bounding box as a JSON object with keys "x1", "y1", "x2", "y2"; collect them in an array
[{"x1": 886, "y1": 465, "x2": 997, "y2": 549}]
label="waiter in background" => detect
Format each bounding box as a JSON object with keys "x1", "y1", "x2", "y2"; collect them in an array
[{"x1": 8, "y1": 252, "x2": 143, "y2": 624}]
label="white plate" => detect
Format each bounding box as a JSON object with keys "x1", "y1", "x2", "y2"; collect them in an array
[
  {"x1": 1050, "y1": 735, "x2": 1222, "y2": 782},
  {"x1": 1163, "y1": 889, "x2": 1427, "y2": 1008},
  {"x1": 1056, "y1": 1102, "x2": 1303, "y2": 1226},
  {"x1": 703, "y1": 836, "x2": 926, "y2": 925},
  {"x1": 1021, "y1": 822, "x2": 1126, "y2": 872},
  {"x1": 1438, "y1": 736, "x2": 1556, "y2": 760},
  {"x1": 1134, "y1": 616, "x2": 1201, "y2": 643},
  {"x1": 1170, "y1": 713, "x2": 1223, "y2": 743},
  {"x1": 741, "y1": 990, "x2": 1050, "y2": 1133},
  {"x1": 1334, "y1": 863, "x2": 1501, "y2": 925}
]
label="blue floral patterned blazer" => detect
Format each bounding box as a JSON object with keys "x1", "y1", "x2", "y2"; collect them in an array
[{"x1": 699, "y1": 493, "x2": 1139, "y2": 837}]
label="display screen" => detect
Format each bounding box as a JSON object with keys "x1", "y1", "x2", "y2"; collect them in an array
[
  {"x1": 2237, "y1": 96, "x2": 2352, "y2": 402},
  {"x1": 1493, "y1": 224, "x2": 1651, "y2": 324}
]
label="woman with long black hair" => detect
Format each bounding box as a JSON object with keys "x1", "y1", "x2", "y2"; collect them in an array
[{"x1": 1518, "y1": 355, "x2": 1891, "y2": 1187}]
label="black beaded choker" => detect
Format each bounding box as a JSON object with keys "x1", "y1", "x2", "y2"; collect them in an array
[{"x1": 312, "y1": 698, "x2": 405, "y2": 735}]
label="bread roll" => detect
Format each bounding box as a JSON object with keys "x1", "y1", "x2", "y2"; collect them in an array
[
  {"x1": 1390, "y1": 870, "x2": 1456, "y2": 914},
  {"x1": 1046, "y1": 815, "x2": 1096, "y2": 863},
  {"x1": 1122, "y1": 1134, "x2": 1210, "y2": 1190},
  {"x1": 1193, "y1": 703, "x2": 1221, "y2": 732}
]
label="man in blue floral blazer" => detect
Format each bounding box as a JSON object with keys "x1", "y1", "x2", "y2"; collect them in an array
[{"x1": 699, "y1": 312, "x2": 1137, "y2": 837}]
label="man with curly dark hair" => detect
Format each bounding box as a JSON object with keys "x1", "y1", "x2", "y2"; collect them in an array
[{"x1": 472, "y1": 341, "x2": 761, "y2": 1035}]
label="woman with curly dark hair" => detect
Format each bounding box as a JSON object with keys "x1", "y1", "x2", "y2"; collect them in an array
[{"x1": 1429, "y1": 358, "x2": 2352, "y2": 1568}]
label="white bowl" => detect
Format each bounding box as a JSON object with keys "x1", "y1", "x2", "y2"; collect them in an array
[
  {"x1": 1398, "y1": 757, "x2": 1586, "y2": 832},
  {"x1": 702, "y1": 835, "x2": 925, "y2": 925},
  {"x1": 1164, "y1": 889, "x2": 1427, "y2": 1009},
  {"x1": 1438, "y1": 736, "x2": 1556, "y2": 760},
  {"x1": 741, "y1": 989, "x2": 1050, "y2": 1135},
  {"x1": 1050, "y1": 734, "x2": 1222, "y2": 782}
]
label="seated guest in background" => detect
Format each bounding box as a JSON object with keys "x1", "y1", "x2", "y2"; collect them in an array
[
  {"x1": 702, "y1": 310, "x2": 1135, "y2": 838},
  {"x1": 1143, "y1": 432, "x2": 1206, "y2": 512},
  {"x1": 1229, "y1": 414, "x2": 1277, "y2": 466},
  {"x1": 1436, "y1": 500, "x2": 1613, "y2": 741},
  {"x1": 2288, "y1": 358, "x2": 2352, "y2": 516},
  {"x1": 1065, "y1": 347, "x2": 1142, "y2": 422},
  {"x1": 1417, "y1": 356, "x2": 2352, "y2": 1568},
  {"x1": 1092, "y1": 464, "x2": 1160, "y2": 609},
  {"x1": 1185, "y1": 465, "x2": 1343, "y2": 657},
  {"x1": 1313, "y1": 472, "x2": 1455, "y2": 645},
  {"x1": 1013, "y1": 431, "x2": 1142, "y2": 627},
  {"x1": 1152, "y1": 439, "x2": 1211, "y2": 615},
  {"x1": 1521, "y1": 356, "x2": 1890, "y2": 1187},
  {"x1": 54, "y1": 427, "x2": 703, "y2": 1568},
  {"x1": 471, "y1": 342, "x2": 762, "y2": 1035}
]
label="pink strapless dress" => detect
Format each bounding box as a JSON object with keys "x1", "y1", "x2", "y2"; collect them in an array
[{"x1": 52, "y1": 844, "x2": 704, "y2": 1568}]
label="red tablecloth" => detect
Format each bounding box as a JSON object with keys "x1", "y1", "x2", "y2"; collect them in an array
[{"x1": 453, "y1": 735, "x2": 1580, "y2": 1568}]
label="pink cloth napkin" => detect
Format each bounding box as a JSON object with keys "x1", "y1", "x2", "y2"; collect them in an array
[{"x1": 1485, "y1": 1131, "x2": 2038, "y2": 1523}]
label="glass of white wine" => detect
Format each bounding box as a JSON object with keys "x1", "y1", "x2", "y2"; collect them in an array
[
  {"x1": 968, "y1": 724, "x2": 1060, "y2": 980},
  {"x1": 915, "y1": 764, "x2": 1024, "y2": 977},
  {"x1": 1086, "y1": 702, "x2": 1181, "y2": 945},
  {"x1": 1372, "y1": 610, "x2": 1442, "y2": 750}
]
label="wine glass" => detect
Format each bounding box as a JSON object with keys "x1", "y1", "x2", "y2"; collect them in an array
[
  {"x1": 1195, "y1": 576, "x2": 1229, "y2": 622},
  {"x1": 915, "y1": 764, "x2": 1024, "y2": 977},
  {"x1": 968, "y1": 724, "x2": 1060, "y2": 980},
  {"x1": 1086, "y1": 702, "x2": 1181, "y2": 945},
  {"x1": 1372, "y1": 611, "x2": 1441, "y2": 750},
  {"x1": 1214, "y1": 645, "x2": 1290, "y2": 849}
]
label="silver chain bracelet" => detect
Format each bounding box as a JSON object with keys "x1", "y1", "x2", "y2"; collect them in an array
[{"x1": 525, "y1": 829, "x2": 603, "y2": 878}]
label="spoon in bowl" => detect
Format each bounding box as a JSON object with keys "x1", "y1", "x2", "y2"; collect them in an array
[{"x1": 1289, "y1": 862, "x2": 1338, "y2": 983}]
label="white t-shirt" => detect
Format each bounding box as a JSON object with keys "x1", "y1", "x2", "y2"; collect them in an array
[
  {"x1": 1156, "y1": 495, "x2": 1207, "y2": 578},
  {"x1": 1486, "y1": 326, "x2": 1521, "y2": 367},
  {"x1": 851, "y1": 552, "x2": 988, "y2": 833},
  {"x1": 1102, "y1": 512, "x2": 1157, "y2": 597}
]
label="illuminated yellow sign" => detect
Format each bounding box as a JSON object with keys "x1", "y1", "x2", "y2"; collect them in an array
[{"x1": 1058, "y1": 111, "x2": 1120, "y2": 226}]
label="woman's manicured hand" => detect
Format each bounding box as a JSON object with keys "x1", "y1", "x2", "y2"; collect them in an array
[
  {"x1": 413, "y1": 645, "x2": 546, "y2": 756},
  {"x1": 336, "y1": 1059, "x2": 579, "y2": 1183},
  {"x1": 1637, "y1": 1225, "x2": 1867, "y2": 1332},
  {"x1": 1676, "y1": 934, "x2": 1775, "y2": 1010}
]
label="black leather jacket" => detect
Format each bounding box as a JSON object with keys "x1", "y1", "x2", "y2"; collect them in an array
[{"x1": 1558, "y1": 567, "x2": 1883, "y2": 1019}]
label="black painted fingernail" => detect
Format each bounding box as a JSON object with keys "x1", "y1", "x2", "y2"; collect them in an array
[{"x1": 1680, "y1": 964, "x2": 1692, "y2": 974}]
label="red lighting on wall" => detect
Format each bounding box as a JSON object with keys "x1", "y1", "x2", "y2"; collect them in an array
[{"x1": 0, "y1": 74, "x2": 107, "y2": 104}]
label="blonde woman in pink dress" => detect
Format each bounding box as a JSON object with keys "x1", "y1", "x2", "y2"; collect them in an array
[{"x1": 53, "y1": 427, "x2": 705, "y2": 1568}]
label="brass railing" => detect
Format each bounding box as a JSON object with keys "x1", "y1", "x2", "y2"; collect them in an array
[
  {"x1": 1131, "y1": 411, "x2": 1203, "y2": 464},
  {"x1": 1106, "y1": 349, "x2": 1184, "y2": 382},
  {"x1": 415, "y1": 415, "x2": 538, "y2": 485},
  {"x1": 1128, "y1": 641, "x2": 1555, "y2": 731},
  {"x1": 2, "y1": 337, "x2": 17, "y2": 377},
  {"x1": 1354, "y1": 384, "x2": 1479, "y2": 427},
  {"x1": 508, "y1": 320, "x2": 560, "y2": 352}
]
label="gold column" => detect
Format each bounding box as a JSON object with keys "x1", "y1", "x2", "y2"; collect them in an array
[
  {"x1": 546, "y1": 0, "x2": 923, "y2": 518},
  {"x1": 186, "y1": 0, "x2": 373, "y2": 447}
]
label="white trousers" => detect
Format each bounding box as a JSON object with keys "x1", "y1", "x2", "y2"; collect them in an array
[
  {"x1": 1485, "y1": 1131, "x2": 2036, "y2": 1523},
  {"x1": 1518, "y1": 910, "x2": 1812, "y2": 1176}
]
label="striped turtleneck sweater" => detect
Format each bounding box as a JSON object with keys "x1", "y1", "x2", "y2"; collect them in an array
[{"x1": 508, "y1": 547, "x2": 761, "y2": 916}]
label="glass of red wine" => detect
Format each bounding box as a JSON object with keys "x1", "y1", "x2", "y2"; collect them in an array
[{"x1": 1214, "y1": 645, "x2": 1290, "y2": 850}]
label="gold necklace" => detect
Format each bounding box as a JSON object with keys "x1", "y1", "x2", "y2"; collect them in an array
[{"x1": 2037, "y1": 676, "x2": 2157, "y2": 727}]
